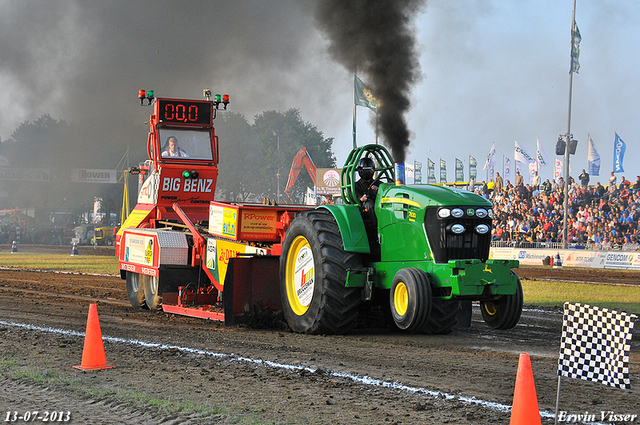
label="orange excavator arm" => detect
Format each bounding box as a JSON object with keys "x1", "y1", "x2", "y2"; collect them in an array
[{"x1": 284, "y1": 147, "x2": 316, "y2": 198}]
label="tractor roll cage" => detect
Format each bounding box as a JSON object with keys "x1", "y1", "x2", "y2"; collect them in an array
[{"x1": 341, "y1": 144, "x2": 395, "y2": 205}]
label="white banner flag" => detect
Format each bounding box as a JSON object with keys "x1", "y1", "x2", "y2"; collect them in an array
[
  {"x1": 536, "y1": 138, "x2": 549, "y2": 168},
  {"x1": 514, "y1": 140, "x2": 535, "y2": 164},
  {"x1": 529, "y1": 162, "x2": 537, "y2": 183},
  {"x1": 483, "y1": 142, "x2": 496, "y2": 171},
  {"x1": 587, "y1": 134, "x2": 601, "y2": 177},
  {"x1": 555, "y1": 158, "x2": 563, "y2": 180},
  {"x1": 504, "y1": 157, "x2": 511, "y2": 181}
]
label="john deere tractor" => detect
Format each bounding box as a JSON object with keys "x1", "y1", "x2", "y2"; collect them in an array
[{"x1": 279, "y1": 144, "x2": 522, "y2": 334}]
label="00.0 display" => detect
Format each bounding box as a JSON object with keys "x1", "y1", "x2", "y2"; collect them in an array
[{"x1": 158, "y1": 100, "x2": 211, "y2": 125}]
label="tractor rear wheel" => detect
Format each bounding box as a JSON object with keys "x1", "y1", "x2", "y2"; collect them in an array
[
  {"x1": 280, "y1": 209, "x2": 363, "y2": 334},
  {"x1": 422, "y1": 298, "x2": 460, "y2": 335},
  {"x1": 480, "y1": 271, "x2": 523, "y2": 330},
  {"x1": 126, "y1": 271, "x2": 148, "y2": 309},
  {"x1": 143, "y1": 274, "x2": 162, "y2": 311},
  {"x1": 389, "y1": 268, "x2": 432, "y2": 332}
]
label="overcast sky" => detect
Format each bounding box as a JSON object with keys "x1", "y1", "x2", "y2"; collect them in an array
[{"x1": 0, "y1": 0, "x2": 638, "y2": 185}]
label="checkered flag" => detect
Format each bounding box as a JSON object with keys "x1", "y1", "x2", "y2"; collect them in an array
[{"x1": 558, "y1": 302, "x2": 636, "y2": 389}]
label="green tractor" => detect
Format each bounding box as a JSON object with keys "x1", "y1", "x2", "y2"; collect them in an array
[{"x1": 279, "y1": 144, "x2": 522, "y2": 334}]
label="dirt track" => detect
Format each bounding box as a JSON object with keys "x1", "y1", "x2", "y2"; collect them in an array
[{"x1": 0, "y1": 250, "x2": 638, "y2": 424}]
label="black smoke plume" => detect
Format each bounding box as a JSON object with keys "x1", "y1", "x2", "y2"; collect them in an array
[{"x1": 315, "y1": 0, "x2": 426, "y2": 163}]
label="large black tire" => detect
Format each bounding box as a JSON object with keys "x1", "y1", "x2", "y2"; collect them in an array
[
  {"x1": 143, "y1": 274, "x2": 162, "y2": 311},
  {"x1": 126, "y1": 271, "x2": 148, "y2": 309},
  {"x1": 280, "y1": 209, "x2": 363, "y2": 334},
  {"x1": 480, "y1": 271, "x2": 523, "y2": 330},
  {"x1": 422, "y1": 298, "x2": 460, "y2": 335},
  {"x1": 389, "y1": 268, "x2": 432, "y2": 332}
]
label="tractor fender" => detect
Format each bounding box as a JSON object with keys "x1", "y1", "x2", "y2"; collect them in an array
[{"x1": 317, "y1": 204, "x2": 370, "y2": 254}]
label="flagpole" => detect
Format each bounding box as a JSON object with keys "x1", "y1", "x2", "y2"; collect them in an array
[{"x1": 562, "y1": 0, "x2": 577, "y2": 249}]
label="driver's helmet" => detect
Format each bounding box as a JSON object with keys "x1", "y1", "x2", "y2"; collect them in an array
[{"x1": 356, "y1": 157, "x2": 375, "y2": 180}]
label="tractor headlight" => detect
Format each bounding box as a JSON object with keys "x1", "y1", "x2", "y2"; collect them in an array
[
  {"x1": 475, "y1": 224, "x2": 490, "y2": 234},
  {"x1": 451, "y1": 208, "x2": 464, "y2": 218},
  {"x1": 475, "y1": 208, "x2": 488, "y2": 218},
  {"x1": 488, "y1": 208, "x2": 494, "y2": 218},
  {"x1": 450, "y1": 224, "x2": 465, "y2": 234},
  {"x1": 438, "y1": 208, "x2": 451, "y2": 218}
]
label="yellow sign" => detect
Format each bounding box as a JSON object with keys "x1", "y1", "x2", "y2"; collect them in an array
[
  {"x1": 145, "y1": 240, "x2": 154, "y2": 264},
  {"x1": 211, "y1": 239, "x2": 266, "y2": 287},
  {"x1": 222, "y1": 207, "x2": 237, "y2": 238},
  {"x1": 117, "y1": 206, "x2": 154, "y2": 236}
]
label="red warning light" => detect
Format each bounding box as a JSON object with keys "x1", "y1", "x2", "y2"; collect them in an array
[{"x1": 138, "y1": 89, "x2": 155, "y2": 106}]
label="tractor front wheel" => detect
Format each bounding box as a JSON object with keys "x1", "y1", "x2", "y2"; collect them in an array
[
  {"x1": 126, "y1": 271, "x2": 148, "y2": 309},
  {"x1": 480, "y1": 271, "x2": 523, "y2": 330},
  {"x1": 280, "y1": 209, "x2": 363, "y2": 334},
  {"x1": 389, "y1": 268, "x2": 432, "y2": 332}
]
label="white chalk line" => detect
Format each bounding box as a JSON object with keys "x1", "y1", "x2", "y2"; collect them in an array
[{"x1": 0, "y1": 319, "x2": 597, "y2": 423}]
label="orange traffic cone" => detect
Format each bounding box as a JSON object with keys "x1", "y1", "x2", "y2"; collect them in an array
[
  {"x1": 509, "y1": 353, "x2": 541, "y2": 425},
  {"x1": 74, "y1": 304, "x2": 114, "y2": 371}
]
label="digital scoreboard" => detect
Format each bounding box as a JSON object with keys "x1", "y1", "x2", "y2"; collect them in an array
[{"x1": 157, "y1": 99, "x2": 212, "y2": 125}]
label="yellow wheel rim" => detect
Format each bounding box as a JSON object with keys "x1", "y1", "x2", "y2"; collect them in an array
[
  {"x1": 483, "y1": 301, "x2": 498, "y2": 316},
  {"x1": 285, "y1": 236, "x2": 314, "y2": 316},
  {"x1": 393, "y1": 282, "x2": 408, "y2": 317}
]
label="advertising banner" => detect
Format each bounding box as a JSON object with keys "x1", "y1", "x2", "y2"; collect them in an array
[
  {"x1": 71, "y1": 169, "x2": 118, "y2": 183},
  {"x1": 315, "y1": 168, "x2": 342, "y2": 195},
  {"x1": 0, "y1": 168, "x2": 50, "y2": 181},
  {"x1": 490, "y1": 247, "x2": 640, "y2": 270}
]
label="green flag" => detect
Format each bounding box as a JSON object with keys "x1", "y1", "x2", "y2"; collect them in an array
[
  {"x1": 354, "y1": 76, "x2": 378, "y2": 112},
  {"x1": 570, "y1": 23, "x2": 581, "y2": 74},
  {"x1": 427, "y1": 158, "x2": 436, "y2": 183},
  {"x1": 469, "y1": 155, "x2": 477, "y2": 179}
]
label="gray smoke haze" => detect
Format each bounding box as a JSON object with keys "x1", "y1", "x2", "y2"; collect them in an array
[
  {"x1": 0, "y1": 0, "x2": 328, "y2": 169},
  {"x1": 314, "y1": 0, "x2": 427, "y2": 163},
  {"x1": 2, "y1": 0, "x2": 639, "y2": 196}
]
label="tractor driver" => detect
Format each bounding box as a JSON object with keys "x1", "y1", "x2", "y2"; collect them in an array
[
  {"x1": 161, "y1": 136, "x2": 189, "y2": 158},
  {"x1": 355, "y1": 157, "x2": 378, "y2": 227}
]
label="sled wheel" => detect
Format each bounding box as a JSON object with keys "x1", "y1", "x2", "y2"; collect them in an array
[
  {"x1": 126, "y1": 271, "x2": 148, "y2": 309},
  {"x1": 280, "y1": 209, "x2": 363, "y2": 334},
  {"x1": 143, "y1": 274, "x2": 162, "y2": 311},
  {"x1": 389, "y1": 268, "x2": 432, "y2": 332},
  {"x1": 480, "y1": 271, "x2": 523, "y2": 330},
  {"x1": 422, "y1": 298, "x2": 460, "y2": 335}
]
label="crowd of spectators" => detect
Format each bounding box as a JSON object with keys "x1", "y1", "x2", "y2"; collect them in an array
[{"x1": 478, "y1": 171, "x2": 640, "y2": 251}]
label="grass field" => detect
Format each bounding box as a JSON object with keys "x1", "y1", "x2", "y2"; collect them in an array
[
  {"x1": 522, "y1": 280, "x2": 640, "y2": 315},
  {"x1": 1, "y1": 252, "x2": 639, "y2": 315},
  {"x1": 0, "y1": 253, "x2": 119, "y2": 275}
]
